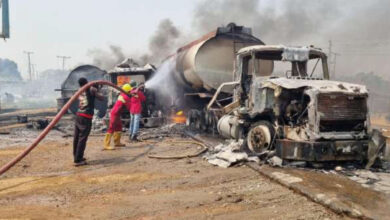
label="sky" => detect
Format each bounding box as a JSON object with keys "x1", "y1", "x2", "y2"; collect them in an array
[
  {"x1": 0, "y1": 0, "x2": 390, "y2": 80},
  {"x1": 0, "y1": 0, "x2": 200, "y2": 78}
]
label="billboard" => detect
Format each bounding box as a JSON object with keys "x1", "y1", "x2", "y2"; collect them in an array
[{"x1": 0, "y1": 0, "x2": 9, "y2": 39}]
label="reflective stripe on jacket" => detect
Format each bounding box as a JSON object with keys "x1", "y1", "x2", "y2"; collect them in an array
[{"x1": 110, "y1": 93, "x2": 131, "y2": 117}]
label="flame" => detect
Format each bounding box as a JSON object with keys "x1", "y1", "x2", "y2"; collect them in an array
[{"x1": 171, "y1": 110, "x2": 186, "y2": 124}]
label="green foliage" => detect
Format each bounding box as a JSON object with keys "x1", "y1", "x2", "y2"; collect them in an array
[{"x1": 0, "y1": 58, "x2": 22, "y2": 81}]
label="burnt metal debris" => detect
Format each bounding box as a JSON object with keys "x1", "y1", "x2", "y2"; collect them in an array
[
  {"x1": 30, "y1": 119, "x2": 49, "y2": 130},
  {"x1": 16, "y1": 115, "x2": 28, "y2": 123}
]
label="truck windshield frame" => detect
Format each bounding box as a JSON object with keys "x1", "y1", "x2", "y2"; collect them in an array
[{"x1": 250, "y1": 50, "x2": 329, "y2": 79}]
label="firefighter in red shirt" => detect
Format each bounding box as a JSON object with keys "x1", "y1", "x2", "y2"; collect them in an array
[
  {"x1": 129, "y1": 82, "x2": 146, "y2": 141},
  {"x1": 103, "y1": 83, "x2": 132, "y2": 150}
]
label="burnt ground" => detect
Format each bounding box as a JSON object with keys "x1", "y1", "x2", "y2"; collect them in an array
[
  {"x1": 0, "y1": 108, "x2": 57, "y2": 127},
  {"x1": 0, "y1": 125, "x2": 343, "y2": 219}
]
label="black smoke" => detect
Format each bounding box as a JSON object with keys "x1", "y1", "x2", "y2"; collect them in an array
[
  {"x1": 192, "y1": 0, "x2": 390, "y2": 76},
  {"x1": 146, "y1": 19, "x2": 181, "y2": 63},
  {"x1": 87, "y1": 45, "x2": 126, "y2": 70},
  {"x1": 87, "y1": 0, "x2": 390, "y2": 76},
  {"x1": 192, "y1": 0, "x2": 339, "y2": 42}
]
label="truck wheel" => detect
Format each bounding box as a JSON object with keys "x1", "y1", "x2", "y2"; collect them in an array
[
  {"x1": 186, "y1": 110, "x2": 201, "y2": 130},
  {"x1": 205, "y1": 111, "x2": 216, "y2": 132},
  {"x1": 186, "y1": 110, "x2": 195, "y2": 129},
  {"x1": 194, "y1": 111, "x2": 201, "y2": 130},
  {"x1": 193, "y1": 110, "x2": 205, "y2": 131},
  {"x1": 200, "y1": 111, "x2": 208, "y2": 132},
  {"x1": 245, "y1": 121, "x2": 275, "y2": 154}
]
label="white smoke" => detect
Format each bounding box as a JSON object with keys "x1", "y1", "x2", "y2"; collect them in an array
[
  {"x1": 145, "y1": 58, "x2": 182, "y2": 108},
  {"x1": 0, "y1": 69, "x2": 69, "y2": 109}
]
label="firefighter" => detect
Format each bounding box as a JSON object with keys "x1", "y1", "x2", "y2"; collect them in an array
[
  {"x1": 103, "y1": 83, "x2": 132, "y2": 150},
  {"x1": 129, "y1": 82, "x2": 146, "y2": 141}
]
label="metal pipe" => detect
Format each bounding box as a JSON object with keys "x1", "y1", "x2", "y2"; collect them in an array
[{"x1": 0, "y1": 80, "x2": 127, "y2": 176}]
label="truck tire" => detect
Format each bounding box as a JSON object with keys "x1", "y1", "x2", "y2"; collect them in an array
[
  {"x1": 243, "y1": 121, "x2": 275, "y2": 154},
  {"x1": 205, "y1": 111, "x2": 218, "y2": 133},
  {"x1": 199, "y1": 111, "x2": 208, "y2": 132},
  {"x1": 186, "y1": 110, "x2": 195, "y2": 129}
]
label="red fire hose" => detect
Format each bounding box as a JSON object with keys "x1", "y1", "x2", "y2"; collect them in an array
[{"x1": 0, "y1": 80, "x2": 127, "y2": 176}]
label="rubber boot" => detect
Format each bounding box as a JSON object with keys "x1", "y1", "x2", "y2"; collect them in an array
[
  {"x1": 114, "y1": 132, "x2": 125, "y2": 147},
  {"x1": 103, "y1": 133, "x2": 115, "y2": 150}
]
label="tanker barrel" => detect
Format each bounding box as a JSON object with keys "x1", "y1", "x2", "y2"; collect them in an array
[{"x1": 169, "y1": 23, "x2": 265, "y2": 94}]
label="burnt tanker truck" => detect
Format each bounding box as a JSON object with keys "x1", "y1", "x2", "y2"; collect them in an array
[{"x1": 161, "y1": 23, "x2": 375, "y2": 163}]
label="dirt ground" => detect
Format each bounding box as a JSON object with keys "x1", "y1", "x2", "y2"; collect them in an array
[{"x1": 0, "y1": 128, "x2": 343, "y2": 219}]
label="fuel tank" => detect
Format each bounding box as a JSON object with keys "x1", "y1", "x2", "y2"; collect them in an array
[
  {"x1": 170, "y1": 23, "x2": 269, "y2": 93},
  {"x1": 56, "y1": 65, "x2": 107, "y2": 117}
]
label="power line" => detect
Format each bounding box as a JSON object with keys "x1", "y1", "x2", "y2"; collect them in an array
[
  {"x1": 337, "y1": 53, "x2": 390, "y2": 56},
  {"x1": 326, "y1": 40, "x2": 390, "y2": 56},
  {"x1": 339, "y1": 49, "x2": 390, "y2": 52},
  {"x1": 332, "y1": 38, "x2": 390, "y2": 43}
]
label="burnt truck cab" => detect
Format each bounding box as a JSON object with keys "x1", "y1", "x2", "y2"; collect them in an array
[
  {"x1": 213, "y1": 45, "x2": 369, "y2": 162},
  {"x1": 106, "y1": 59, "x2": 163, "y2": 128}
]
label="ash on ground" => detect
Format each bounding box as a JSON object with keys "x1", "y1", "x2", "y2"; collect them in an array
[
  {"x1": 204, "y1": 139, "x2": 259, "y2": 168},
  {"x1": 138, "y1": 123, "x2": 187, "y2": 140},
  {"x1": 0, "y1": 127, "x2": 67, "y2": 149}
]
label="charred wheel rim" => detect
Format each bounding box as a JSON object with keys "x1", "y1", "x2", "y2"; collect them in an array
[
  {"x1": 186, "y1": 110, "x2": 193, "y2": 127},
  {"x1": 247, "y1": 125, "x2": 272, "y2": 153}
]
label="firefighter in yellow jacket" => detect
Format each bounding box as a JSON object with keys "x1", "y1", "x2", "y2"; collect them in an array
[{"x1": 103, "y1": 84, "x2": 132, "y2": 150}]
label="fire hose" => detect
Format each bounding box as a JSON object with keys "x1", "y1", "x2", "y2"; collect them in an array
[
  {"x1": 146, "y1": 140, "x2": 208, "y2": 159},
  {"x1": 0, "y1": 80, "x2": 128, "y2": 176}
]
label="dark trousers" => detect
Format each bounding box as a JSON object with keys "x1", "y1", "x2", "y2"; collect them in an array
[{"x1": 73, "y1": 115, "x2": 92, "y2": 163}]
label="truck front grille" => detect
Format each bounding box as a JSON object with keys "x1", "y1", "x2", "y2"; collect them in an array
[{"x1": 317, "y1": 93, "x2": 367, "y2": 132}]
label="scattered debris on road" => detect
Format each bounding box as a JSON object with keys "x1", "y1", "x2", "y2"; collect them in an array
[
  {"x1": 26, "y1": 118, "x2": 49, "y2": 130},
  {"x1": 203, "y1": 139, "x2": 260, "y2": 168}
]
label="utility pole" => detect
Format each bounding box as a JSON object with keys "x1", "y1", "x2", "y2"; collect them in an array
[
  {"x1": 57, "y1": 55, "x2": 71, "y2": 70},
  {"x1": 328, "y1": 40, "x2": 332, "y2": 63},
  {"x1": 24, "y1": 51, "x2": 34, "y2": 80},
  {"x1": 327, "y1": 40, "x2": 340, "y2": 79},
  {"x1": 332, "y1": 53, "x2": 340, "y2": 79},
  {"x1": 31, "y1": 64, "x2": 37, "y2": 80}
]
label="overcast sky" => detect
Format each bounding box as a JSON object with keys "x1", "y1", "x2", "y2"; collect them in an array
[
  {"x1": 0, "y1": 0, "x2": 389, "y2": 79},
  {"x1": 0, "y1": 0, "x2": 201, "y2": 77}
]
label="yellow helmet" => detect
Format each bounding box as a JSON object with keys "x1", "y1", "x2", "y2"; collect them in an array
[{"x1": 122, "y1": 83, "x2": 132, "y2": 93}]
